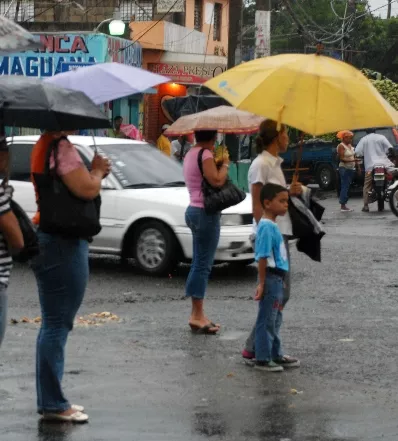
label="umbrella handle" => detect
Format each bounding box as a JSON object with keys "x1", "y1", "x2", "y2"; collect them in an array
[{"x1": 293, "y1": 132, "x2": 305, "y2": 183}]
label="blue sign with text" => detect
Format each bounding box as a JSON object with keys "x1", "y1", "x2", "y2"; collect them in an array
[{"x1": 61, "y1": 62, "x2": 95, "y2": 72}]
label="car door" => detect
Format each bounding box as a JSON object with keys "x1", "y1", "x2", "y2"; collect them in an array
[
  {"x1": 7, "y1": 142, "x2": 37, "y2": 217},
  {"x1": 74, "y1": 146, "x2": 120, "y2": 254}
]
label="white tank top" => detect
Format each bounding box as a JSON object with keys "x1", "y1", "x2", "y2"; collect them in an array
[{"x1": 338, "y1": 143, "x2": 355, "y2": 169}]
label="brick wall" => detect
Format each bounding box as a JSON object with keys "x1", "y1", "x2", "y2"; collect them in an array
[{"x1": 31, "y1": 0, "x2": 119, "y2": 24}]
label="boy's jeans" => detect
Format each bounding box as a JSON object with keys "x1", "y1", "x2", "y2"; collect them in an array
[
  {"x1": 244, "y1": 236, "x2": 290, "y2": 354},
  {"x1": 255, "y1": 273, "x2": 284, "y2": 362},
  {"x1": 185, "y1": 206, "x2": 221, "y2": 299},
  {"x1": 0, "y1": 284, "x2": 7, "y2": 347}
]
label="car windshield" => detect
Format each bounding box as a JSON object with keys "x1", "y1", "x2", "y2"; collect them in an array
[
  {"x1": 93, "y1": 143, "x2": 185, "y2": 189},
  {"x1": 353, "y1": 128, "x2": 396, "y2": 147}
]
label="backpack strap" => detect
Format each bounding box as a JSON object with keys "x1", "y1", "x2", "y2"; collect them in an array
[{"x1": 197, "y1": 148, "x2": 205, "y2": 177}]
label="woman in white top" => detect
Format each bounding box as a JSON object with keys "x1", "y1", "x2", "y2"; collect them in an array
[
  {"x1": 242, "y1": 119, "x2": 302, "y2": 368},
  {"x1": 337, "y1": 130, "x2": 355, "y2": 212}
]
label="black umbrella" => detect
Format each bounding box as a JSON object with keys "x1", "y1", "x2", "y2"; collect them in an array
[{"x1": 0, "y1": 76, "x2": 110, "y2": 131}]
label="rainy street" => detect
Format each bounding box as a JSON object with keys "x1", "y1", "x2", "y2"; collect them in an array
[{"x1": 1, "y1": 194, "x2": 398, "y2": 441}]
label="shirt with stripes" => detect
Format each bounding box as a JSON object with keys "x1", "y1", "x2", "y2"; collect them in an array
[{"x1": 0, "y1": 186, "x2": 13, "y2": 287}]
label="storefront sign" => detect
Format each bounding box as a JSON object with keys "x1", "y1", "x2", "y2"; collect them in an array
[
  {"x1": 148, "y1": 62, "x2": 226, "y2": 84},
  {"x1": 156, "y1": 0, "x2": 184, "y2": 13},
  {"x1": 0, "y1": 33, "x2": 142, "y2": 78},
  {"x1": 61, "y1": 62, "x2": 95, "y2": 72}
]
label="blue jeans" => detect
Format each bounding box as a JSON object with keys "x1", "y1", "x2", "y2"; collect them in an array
[
  {"x1": 255, "y1": 274, "x2": 284, "y2": 362},
  {"x1": 339, "y1": 167, "x2": 355, "y2": 205},
  {"x1": 31, "y1": 231, "x2": 89, "y2": 413},
  {"x1": 185, "y1": 206, "x2": 220, "y2": 300},
  {"x1": 0, "y1": 284, "x2": 7, "y2": 347}
]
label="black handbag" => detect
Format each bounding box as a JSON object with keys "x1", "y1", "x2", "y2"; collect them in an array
[
  {"x1": 32, "y1": 140, "x2": 102, "y2": 239},
  {"x1": 197, "y1": 149, "x2": 246, "y2": 214},
  {"x1": 10, "y1": 199, "x2": 39, "y2": 263}
]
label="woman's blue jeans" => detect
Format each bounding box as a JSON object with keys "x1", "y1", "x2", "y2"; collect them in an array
[
  {"x1": 31, "y1": 231, "x2": 89, "y2": 413},
  {"x1": 185, "y1": 206, "x2": 220, "y2": 300},
  {"x1": 339, "y1": 167, "x2": 355, "y2": 205}
]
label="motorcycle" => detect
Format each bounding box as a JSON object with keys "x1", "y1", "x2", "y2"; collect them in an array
[
  {"x1": 387, "y1": 172, "x2": 398, "y2": 217},
  {"x1": 368, "y1": 164, "x2": 394, "y2": 212}
]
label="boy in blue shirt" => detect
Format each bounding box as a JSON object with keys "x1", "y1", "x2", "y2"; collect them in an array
[{"x1": 253, "y1": 183, "x2": 298, "y2": 372}]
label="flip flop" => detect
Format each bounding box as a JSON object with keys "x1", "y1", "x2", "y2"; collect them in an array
[{"x1": 189, "y1": 323, "x2": 219, "y2": 335}]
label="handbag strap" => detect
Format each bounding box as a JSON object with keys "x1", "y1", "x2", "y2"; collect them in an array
[
  {"x1": 44, "y1": 139, "x2": 60, "y2": 176},
  {"x1": 197, "y1": 148, "x2": 205, "y2": 177}
]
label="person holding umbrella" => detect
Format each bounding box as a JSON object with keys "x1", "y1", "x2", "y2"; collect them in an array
[
  {"x1": 30, "y1": 132, "x2": 110, "y2": 423},
  {"x1": 242, "y1": 120, "x2": 301, "y2": 368}
]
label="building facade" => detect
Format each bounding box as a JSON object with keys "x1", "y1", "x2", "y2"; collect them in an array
[
  {"x1": 0, "y1": 32, "x2": 143, "y2": 134},
  {"x1": 129, "y1": 0, "x2": 229, "y2": 142}
]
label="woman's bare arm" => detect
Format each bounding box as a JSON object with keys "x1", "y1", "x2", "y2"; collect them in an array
[{"x1": 202, "y1": 158, "x2": 229, "y2": 188}]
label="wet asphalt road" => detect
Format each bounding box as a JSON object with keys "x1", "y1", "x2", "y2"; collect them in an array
[{"x1": 2, "y1": 195, "x2": 398, "y2": 441}]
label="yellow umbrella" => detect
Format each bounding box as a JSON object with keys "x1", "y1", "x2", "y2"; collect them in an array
[{"x1": 205, "y1": 53, "x2": 398, "y2": 136}]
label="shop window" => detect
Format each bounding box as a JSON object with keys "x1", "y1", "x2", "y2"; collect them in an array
[
  {"x1": 0, "y1": 0, "x2": 34, "y2": 22},
  {"x1": 120, "y1": 0, "x2": 153, "y2": 22},
  {"x1": 194, "y1": 0, "x2": 202, "y2": 31},
  {"x1": 213, "y1": 2, "x2": 222, "y2": 41}
]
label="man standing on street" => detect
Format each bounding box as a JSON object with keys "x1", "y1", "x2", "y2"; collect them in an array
[
  {"x1": 355, "y1": 129, "x2": 395, "y2": 212},
  {"x1": 108, "y1": 116, "x2": 127, "y2": 139},
  {"x1": 157, "y1": 124, "x2": 172, "y2": 157}
]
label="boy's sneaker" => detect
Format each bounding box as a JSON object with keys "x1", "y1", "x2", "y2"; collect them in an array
[
  {"x1": 254, "y1": 361, "x2": 284, "y2": 372},
  {"x1": 273, "y1": 355, "x2": 300, "y2": 368}
]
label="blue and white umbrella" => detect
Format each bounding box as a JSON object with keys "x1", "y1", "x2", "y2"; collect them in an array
[{"x1": 45, "y1": 62, "x2": 170, "y2": 105}]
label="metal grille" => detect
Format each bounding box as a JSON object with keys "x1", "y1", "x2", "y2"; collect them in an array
[
  {"x1": 194, "y1": 0, "x2": 202, "y2": 31},
  {"x1": 213, "y1": 2, "x2": 221, "y2": 41},
  {"x1": 0, "y1": 0, "x2": 34, "y2": 22},
  {"x1": 119, "y1": 0, "x2": 153, "y2": 22}
]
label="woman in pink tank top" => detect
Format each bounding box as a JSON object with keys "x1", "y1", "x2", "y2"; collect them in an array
[{"x1": 183, "y1": 130, "x2": 230, "y2": 335}]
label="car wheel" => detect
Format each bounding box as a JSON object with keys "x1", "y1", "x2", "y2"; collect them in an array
[
  {"x1": 133, "y1": 221, "x2": 178, "y2": 276},
  {"x1": 316, "y1": 164, "x2": 336, "y2": 191}
]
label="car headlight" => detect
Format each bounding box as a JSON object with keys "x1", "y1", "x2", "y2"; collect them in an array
[{"x1": 220, "y1": 214, "x2": 242, "y2": 226}]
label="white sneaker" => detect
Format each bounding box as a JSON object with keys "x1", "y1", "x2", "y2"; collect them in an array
[
  {"x1": 72, "y1": 404, "x2": 85, "y2": 412},
  {"x1": 254, "y1": 361, "x2": 284, "y2": 372}
]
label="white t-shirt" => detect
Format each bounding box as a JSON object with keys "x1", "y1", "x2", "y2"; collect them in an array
[
  {"x1": 355, "y1": 133, "x2": 394, "y2": 172},
  {"x1": 248, "y1": 150, "x2": 292, "y2": 236},
  {"x1": 171, "y1": 140, "x2": 191, "y2": 160}
]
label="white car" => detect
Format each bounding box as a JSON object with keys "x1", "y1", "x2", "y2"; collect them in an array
[{"x1": 8, "y1": 136, "x2": 254, "y2": 275}]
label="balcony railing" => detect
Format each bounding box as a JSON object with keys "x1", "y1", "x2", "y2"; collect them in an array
[{"x1": 163, "y1": 22, "x2": 206, "y2": 54}]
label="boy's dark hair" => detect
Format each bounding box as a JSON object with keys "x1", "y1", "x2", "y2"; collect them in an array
[
  {"x1": 194, "y1": 130, "x2": 217, "y2": 143},
  {"x1": 114, "y1": 116, "x2": 123, "y2": 121},
  {"x1": 260, "y1": 183, "x2": 288, "y2": 208}
]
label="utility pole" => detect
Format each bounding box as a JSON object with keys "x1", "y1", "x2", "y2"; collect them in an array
[
  {"x1": 228, "y1": 0, "x2": 242, "y2": 68},
  {"x1": 387, "y1": 0, "x2": 392, "y2": 19},
  {"x1": 255, "y1": 0, "x2": 271, "y2": 58},
  {"x1": 226, "y1": 0, "x2": 243, "y2": 162}
]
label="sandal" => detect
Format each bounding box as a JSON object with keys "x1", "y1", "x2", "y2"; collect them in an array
[{"x1": 189, "y1": 323, "x2": 220, "y2": 335}]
